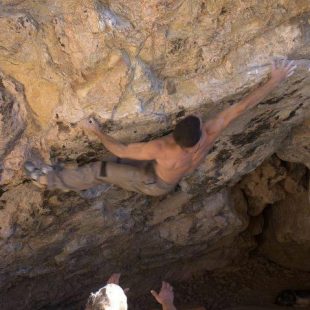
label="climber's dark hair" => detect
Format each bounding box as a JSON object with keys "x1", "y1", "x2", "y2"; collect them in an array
[{"x1": 173, "y1": 115, "x2": 201, "y2": 148}]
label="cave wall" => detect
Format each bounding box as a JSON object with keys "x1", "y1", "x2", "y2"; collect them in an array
[
  {"x1": 235, "y1": 156, "x2": 310, "y2": 270},
  {"x1": 0, "y1": 1, "x2": 309, "y2": 309}
]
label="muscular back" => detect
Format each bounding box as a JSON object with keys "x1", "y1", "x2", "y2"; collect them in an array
[{"x1": 154, "y1": 130, "x2": 213, "y2": 184}]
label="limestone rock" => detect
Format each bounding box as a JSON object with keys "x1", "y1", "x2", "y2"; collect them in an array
[
  {"x1": 0, "y1": 184, "x2": 43, "y2": 240},
  {"x1": 260, "y1": 192, "x2": 310, "y2": 271},
  {"x1": 0, "y1": 187, "x2": 248, "y2": 309},
  {"x1": 0, "y1": 72, "x2": 28, "y2": 161},
  {"x1": 237, "y1": 156, "x2": 308, "y2": 216},
  {"x1": 277, "y1": 119, "x2": 310, "y2": 169},
  {"x1": 149, "y1": 192, "x2": 191, "y2": 226},
  {"x1": 237, "y1": 157, "x2": 287, "y2": 216},
  {"x1": 0, "y1": 0, "x2": 309, "y2": 309},
  {"x1": 157, "y1": 189, "x2": 247, "y2": 246},
  {"x1": 0, "y1": 72, "x2": 38, "y2": 185}
]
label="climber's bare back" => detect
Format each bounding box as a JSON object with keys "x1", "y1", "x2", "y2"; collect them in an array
[{"x1": 150, "y1": 127, "x2": 214, "y2": 184}]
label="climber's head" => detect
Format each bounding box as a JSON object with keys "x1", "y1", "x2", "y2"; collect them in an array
[
  {"x1": 85, "y1": 284, "x2": 127, "y2": 310},
  {"x1": 173, "y1": 115, "x2": 202, "y2": 148}
]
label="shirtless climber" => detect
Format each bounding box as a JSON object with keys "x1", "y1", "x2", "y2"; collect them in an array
[{"x1": 25, "y1": 59, "x2": 296, "y2": 196}]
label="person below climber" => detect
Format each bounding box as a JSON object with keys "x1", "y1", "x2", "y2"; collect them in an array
[
  {"x1": 25, "y1": 59, "x2": 296, "y2": 196},
  {"x1": 85, "y1": 273, "x2": 176, "y2": 310},
  {"x1": 85, "y1": 273, "x2": 128, "y2": 310}
]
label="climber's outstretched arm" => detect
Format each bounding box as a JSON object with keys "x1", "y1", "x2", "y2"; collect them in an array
[
  {"x1": 204, "y1": 59, "x2": 296, "y2": 143},
  {"x1": 78, "y1": 118, "x2": 161, "y2": 160}
]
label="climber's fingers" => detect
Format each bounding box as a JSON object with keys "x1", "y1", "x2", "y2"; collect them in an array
[
  {"x1": 107, "y1": 273, "x2": 121, "y2": 285},
  {"x1": 286, "y1": 60, "x2": 297, "y2": 77},
  {"x1": 124, "y1": 288, "x2": 130, "y2": 294},
  {"x1": 280, "y1": 56, "x2": 288, "y2": 68}
]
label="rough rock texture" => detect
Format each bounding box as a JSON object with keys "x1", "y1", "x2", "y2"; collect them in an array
[
  {"x1": 231, "y1": 155, "x2": 310, "y2": 273},
  {"x1": 237, "y1": 156, "x2": 308, "y2": 216},
  {"x1": 0, "y1": 73, "x2": 27, "y2": 160},
  {"x1": 0, "y1": 188, "x2": 250, "y2": 309},
  {"x1": 0, "y1": 0, "x2": 309, "y2": 309},
  {"x1": 277, "y1": 119, "x2": 310, "y2": 169},
  {"x1": 136, "y1": 255, "x2": 310, "y2": 310},
  {"x1": 260, "y1": 191, "x2": 310, "y2": 271}
]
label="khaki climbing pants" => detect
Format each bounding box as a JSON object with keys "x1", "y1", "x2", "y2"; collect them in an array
[{"x1": 47, "y1": 160, "x2": 175, "y2": 196}]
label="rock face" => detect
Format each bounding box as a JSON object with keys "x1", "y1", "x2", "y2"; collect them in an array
[
  {"x1": 0, "y1": 1, "x2": 309, "y2": 309},
  {"x1": 234, "y1": 156, "x2": 310, "y2": 272},
  {"x1": 0, "y1": 73, "x2": 27, "y2": 160},
  {"x1": 0, "y1": 188, "x2": 249, "y2": 309},
  {"x1": 277, "y1": 119, "x2": 310, "y2": 169},
  {"x1": 260, "y1": 191, "x2": 310, "y2": 271},
  {"x1": 237, "y1": 156, "x2": 308, "y2": 216}
]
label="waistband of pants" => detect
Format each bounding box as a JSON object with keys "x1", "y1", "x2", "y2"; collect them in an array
[{"x1": 147, "y1": 162, "x2": 176, "y2": 190}]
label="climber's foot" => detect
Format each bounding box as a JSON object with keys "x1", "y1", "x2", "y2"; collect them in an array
[
  {"x1": 38, "y1": 175, "x2": 48, "y2": 186},
  {"x1": 24, "y1": 161, "x2": 50, "y2": 189}
]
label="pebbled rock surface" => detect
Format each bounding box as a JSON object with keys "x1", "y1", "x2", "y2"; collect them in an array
[
  {"x1": 259, "y1": 189, "x2": 310, "y2": 271},
  {"x1": 234, "y1": 156, "x2": 310, "y2": 272},
  {"x1": 277, "y1": 119, "x2": 310, "y2": 169},
  {"x1": 0, "y1": 1, "x2": 309, "y2": 309}
]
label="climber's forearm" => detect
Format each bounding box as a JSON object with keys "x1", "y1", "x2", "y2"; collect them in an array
[
  {"x1": 205, "y1": 77, "x2": 280, "y2": 137},
  {"x1": 92, "y1": 130, "x2": 127, "y2": 157},
  {"x1": 234, "y1": 78, "x2": 279, "y2": 114},
  {"x1": 89, "y1": 127, "x2": 159, "y2": 160}
]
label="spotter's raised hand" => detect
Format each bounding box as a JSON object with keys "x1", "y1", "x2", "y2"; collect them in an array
[{"x1": 151, "y1": 281, "x2": 175, "y2": 306}]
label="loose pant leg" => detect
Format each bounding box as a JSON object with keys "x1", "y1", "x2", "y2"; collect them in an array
[
  {"x1": 100, "y1": 161, "x2": 152, "y2": 193},
  {"x1": 47, "y1": 161, "x2": 174, "y2": 196},
  {"x1": 46, "y1": 161, "x2": 149, "y2": 193},
  {"x1": 100, "y1": 162, "x2": 174, "y2": 196},
  {"x1": 47, "y1": 162, "x2": 103, "y2": 191}
]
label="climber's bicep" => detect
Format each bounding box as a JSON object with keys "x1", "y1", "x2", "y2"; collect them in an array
[{"x1": 117, "y1": 140, "x2": 161, "y2": 160}]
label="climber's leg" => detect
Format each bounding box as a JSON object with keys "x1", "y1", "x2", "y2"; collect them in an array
[
  {"x1": 25, "y1": 160, "x2": 175, "y2": 196},
  {"x1": 98, "y1": 161, "x2": 175, "y2": 196},
  {"x1": 47, "y1": 161, "x2": 103, "y2": 191}
]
